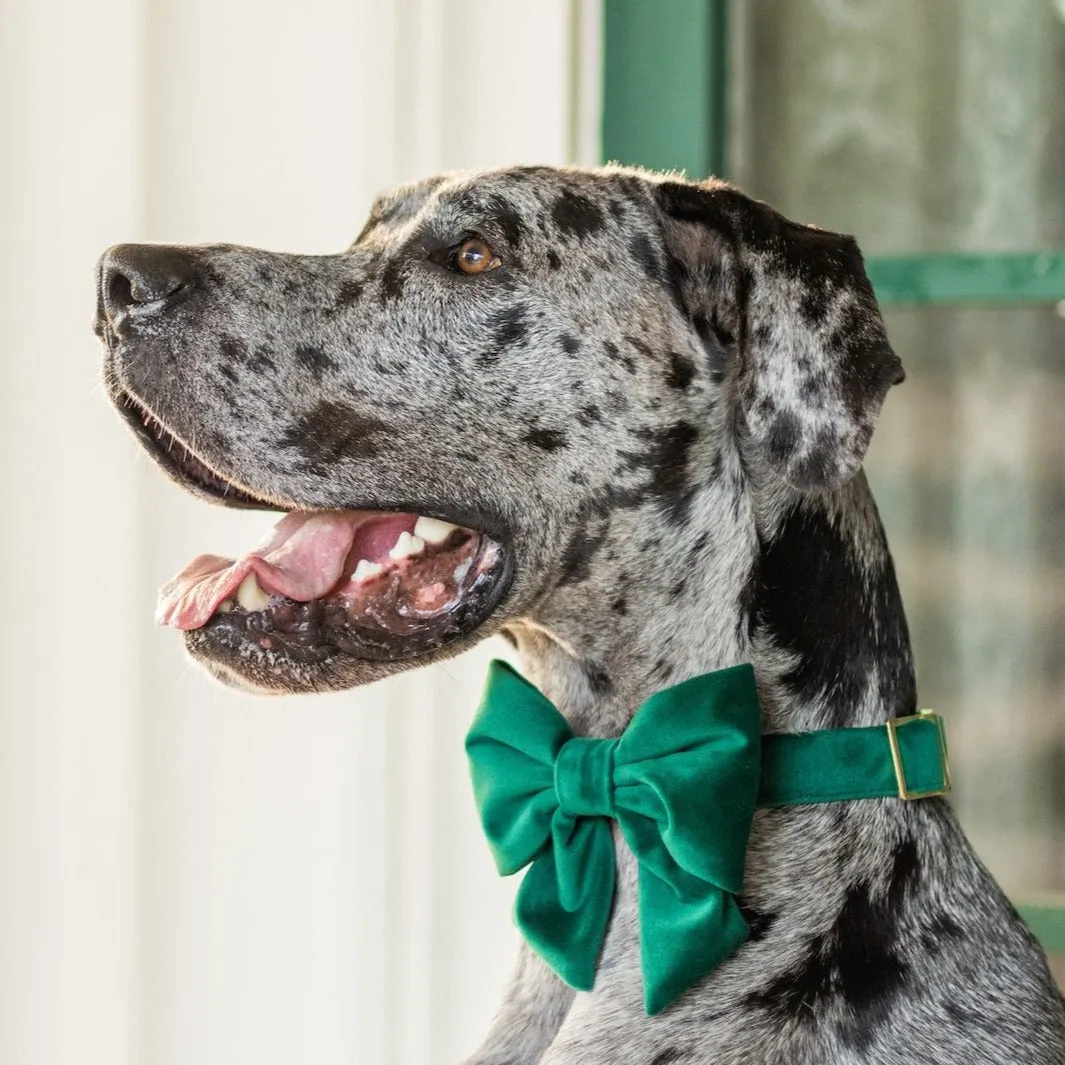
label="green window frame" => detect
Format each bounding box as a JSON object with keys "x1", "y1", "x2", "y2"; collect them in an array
[{"x1": 602, "y1": 0, "x2": 1065, "y2": 954}]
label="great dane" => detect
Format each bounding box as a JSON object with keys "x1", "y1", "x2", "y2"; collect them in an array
[{"x1": 94, "y1": 165, "x2": 1065, "y2": 1063}]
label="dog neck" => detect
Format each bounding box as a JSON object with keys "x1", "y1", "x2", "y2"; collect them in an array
[{"x1": 508, "y1": 458, "x2": 917, "y2": 739}]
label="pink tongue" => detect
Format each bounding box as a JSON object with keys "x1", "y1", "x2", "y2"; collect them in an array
[{"x1": 156, "y1": 510, "x2": 416, "y2": 631}]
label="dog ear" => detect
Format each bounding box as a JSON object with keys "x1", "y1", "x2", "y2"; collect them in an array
[{"x1": 654, "y1": 180, "x2": 904, "y2": 492}]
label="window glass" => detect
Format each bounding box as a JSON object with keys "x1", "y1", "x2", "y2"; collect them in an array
[
  {"x1": 731, "y1": 0, "x2": 1065, "y2": 255},
  {"x1": 866, "y1": 306, "x2": 1065, "y2": 979},
  {"x1": 866, "y1": 306, "x2": 1065, "y2": 892}
]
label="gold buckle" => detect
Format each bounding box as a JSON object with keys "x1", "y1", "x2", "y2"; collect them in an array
[{"x1": 886, "y1": 710, "x2": 952, "y2": 800}]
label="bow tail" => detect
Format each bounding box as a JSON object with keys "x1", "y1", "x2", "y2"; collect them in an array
[
  {"x1": 636, "y1": 865, "x2": 750, "y2": 1015},
  {"x1": 514, "y1": 817, "x2": 616, "y2": 993}
]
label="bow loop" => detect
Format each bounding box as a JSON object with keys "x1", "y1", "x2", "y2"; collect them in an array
[
  {"x1": 614, "y1": 664, "x2": 764, "y2": 896},
  {"x1": 466, "y1": 660, "x2": 762, "y2": 1015},
  {"x1": 555, "y1": 737, "x2": 618, "y2": 818}
]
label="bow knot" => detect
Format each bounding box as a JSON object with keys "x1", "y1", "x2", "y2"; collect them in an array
[
  {"x1": 555, "y1": 737, "x2": 618, "y2": 817},
  {"x1": 466, "y1": 660, "x2": 762, "y2": 1015}
]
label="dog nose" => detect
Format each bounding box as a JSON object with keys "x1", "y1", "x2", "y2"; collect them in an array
[{"x1": 98, "y1": 244, "x2": 198, "y2": 328}]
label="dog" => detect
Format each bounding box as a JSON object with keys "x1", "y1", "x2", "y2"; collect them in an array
[{"x1": 95, "y1": 165, "x2": 1065, "y2": 1063}]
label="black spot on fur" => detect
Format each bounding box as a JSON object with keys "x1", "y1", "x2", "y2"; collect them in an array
[
  {"x1": 551, "y1": 190, "x2": 605, "y2": 239},
  {"x1": 559, "y1": 521, "x2": 609, "y2": 587},
  {"x1": 760, "y1": 933, "x2": 836, "y2": 1017},
  {"x1": 944, "y1": 1000, "x2": 1002, "y2": 1034},
  {"x1": 523, "y1": 428, "x2": 567, "y2": 452},
  {"x1": 629, "y1": 232, "x2": 663, "y2": 284},
  {"x1": 691, "y1": 311, "x2": 732, "y2": 385},
  {"x1": 886, "y1": 839, "x2": 921, "y2": 905},
  {"x1": 736, "y1": 562, "x2": 759, "y2": 642},
  {"x1": 379, "y1": 258, "x2": 407, "y2": 301},
  {"x1": 479, "y1": 305, "x2": 529, "y2": 366},
  {"x1": 709, "y1": 451, "x2": 724, "y2": 484},
  {"x1": 790, "y1": 426, "x2": 842, "y2": 488},
  {"x1": 755, "y1": 500, "x2": 916, "y2": 726},
  {"x1": 669, "y1": 578, "x2": 686, "y2": 600},
  {"x1": 294, "y1": 344, "x2": 335, "y2": 377},
  {"x1": 626, "y1": 335, "x2": 654, "y2": 360},
  {"x1": 619, "y1": 422, "x2": 699, "y2": 525},
  {"x1": 755, "y1": 395, "x2": 777, "y2": 420},
  {"x1": 218, "y1": 364, "x2": 239, "y2": 385},
  {"x1": 666, "y1": 351, "x2": 696, "y2": 390},
  {"x1": 559, "y1": 333, "x2": 580, "y2": 356},
  {"x1": 737, "y1": 901, "x2": 778, "y2": 943},
  {"x1": 577, "y1": 404, "x2": 602, "y2": 426},
  {"x1": 611, "y1": 596, "x2": 627, "y2": 616},
  {"x1": 486, "y1": 195, "x2": 526, "y2": 249},
  {"x1": 603, "y1": 339, "x2": 637, "y2": 375},
  {"x1": 220, "y1": 336, "x2": 249, "y2": 364},
  {"x1": 281, "y1": 401, "x2": 386, "y2": 463},
  {"x1": 249, "y1": 347, "x2": 276, "y2": 374},
  {"x1": 583, "y1": 662, "x2": 612, "y2": 695},
  {"x1": 751, "y1": 321, "x2": 773, "y2": 348},
  {"x1": 491, "y1": 305, "x2": 528, "y2": 346},
  {"x1": 798, "y1": 284, "x2": 830, "y2": 327},
  {"x1": 833, "y1": 881, "x2": 911, "y2": 1051},
  {"x1": 648, "y1": 1050, "x2": 686, "y2": 1065},
  {"x1": 335, "y1": 280, "x2": 364, "y2": 306},
  {"x1": 919, "y1": 911, "x2": 964, "y2": 954},
  {"x1": 765, "y1": 411, "x2": 801, "y2": 468},
  {"x1": 546, "y1": 249, "x2": 562, "y2": 270}
]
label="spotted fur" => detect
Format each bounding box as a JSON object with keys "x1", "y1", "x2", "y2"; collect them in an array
[{"x1": 98, "y1": 165, "x2": 1065, "y2": 1063}]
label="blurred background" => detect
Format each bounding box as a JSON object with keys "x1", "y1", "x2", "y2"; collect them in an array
[{"x1": 0, "y1": 2, "x2": 1062, "y2": 1063}]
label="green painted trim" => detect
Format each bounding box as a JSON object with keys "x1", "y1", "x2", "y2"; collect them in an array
[
  {"x1": 867, "y1": 252, "x2": 1065, "y2": 308},
  {"x1": 705, "y1": 0, "x2": 729, "y2": 178},
  {"x1": 1017, "y1": 904, "x2": 1065, "y2": 955},
  {"x1": 602, "y1": 0, "x2": 730, "y2": 179}
]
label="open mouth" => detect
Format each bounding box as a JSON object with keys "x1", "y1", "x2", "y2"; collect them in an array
[{"x1": 114, "y1": 387, "x2": 511, "y2": 665}]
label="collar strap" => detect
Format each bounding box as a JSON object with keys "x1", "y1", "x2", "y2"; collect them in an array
[{"x1": 758, "y1": 710, "x2": 951, "y2": 806}]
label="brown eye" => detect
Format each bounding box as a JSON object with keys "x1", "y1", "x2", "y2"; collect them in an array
[{"x1": 453, "y1": 237, "x2": 499, "y2": 275}]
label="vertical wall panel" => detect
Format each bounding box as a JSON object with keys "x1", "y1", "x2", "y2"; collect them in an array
[{"x1": 0, "y1": 1, "x2": 145, "y2": 1063}]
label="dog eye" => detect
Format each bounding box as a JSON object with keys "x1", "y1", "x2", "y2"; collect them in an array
[{"x1": 452, "y1": 237, "x2": 500, "y2": 276}]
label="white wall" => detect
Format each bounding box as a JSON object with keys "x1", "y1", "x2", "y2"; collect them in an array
[{"x1": 0, "y1": 3, "x2": 600, "y2": 1063}]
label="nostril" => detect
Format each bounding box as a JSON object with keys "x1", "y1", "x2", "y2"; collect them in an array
[{"x1": 107, "y1": 269, "x2": 135, "y2": 313}]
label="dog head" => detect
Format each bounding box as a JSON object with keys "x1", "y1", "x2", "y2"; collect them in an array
[{"x1": 95, "y1": 166, "x2": 901, "y2": 695}]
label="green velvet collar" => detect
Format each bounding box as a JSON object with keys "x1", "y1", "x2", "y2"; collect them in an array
[{"x1": 465, "y1": 660, "x2": 950, "y2": 1016}]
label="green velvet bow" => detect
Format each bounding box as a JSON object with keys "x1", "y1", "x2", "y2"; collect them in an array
[{"x1": 465, "y1": 660, "x2": 761, "y2": 1015}]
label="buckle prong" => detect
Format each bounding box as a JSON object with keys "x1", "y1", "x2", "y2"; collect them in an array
[{"x1": 886, "y1": 710, "x2": 951, "y2": 800}]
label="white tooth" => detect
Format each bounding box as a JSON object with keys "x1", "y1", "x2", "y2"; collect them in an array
[
  {"x1": 414, "y1": 516, "x2": 458, "y2": 545},
  {"x1": 236, "y1": 572, "x2": 270, "y2": 612},
  {"x1": 389, "y1": 531, "x2": 426, "y2": 560},
  {"x1": 217, "y1": 598, "x2": 236, "y2": 613},
  {"x1": 351, "y1": 559, "x2": 384, "y2": 582}
]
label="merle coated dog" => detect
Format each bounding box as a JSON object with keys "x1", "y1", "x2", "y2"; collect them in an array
[{"x1": 95, "y1": 166, "x2": 1065, "y2": 1063}]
